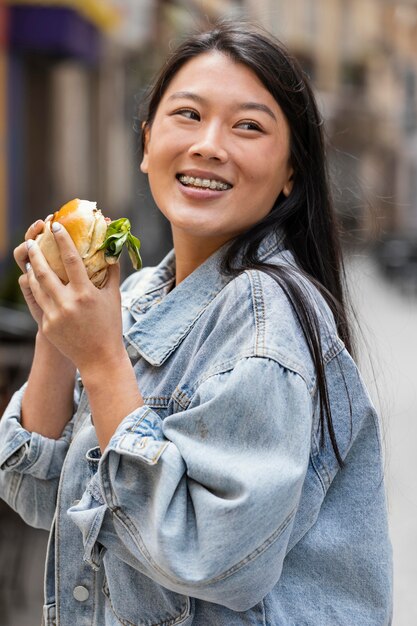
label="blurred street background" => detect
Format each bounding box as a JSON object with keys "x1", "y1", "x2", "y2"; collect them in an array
[{"x1": 0, "y1": 1, "x2": 416, "y2": 624}]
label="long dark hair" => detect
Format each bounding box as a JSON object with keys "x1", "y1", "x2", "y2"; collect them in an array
[{"x1": 140, "y1": 20, "x2": 354, "y2": 467}]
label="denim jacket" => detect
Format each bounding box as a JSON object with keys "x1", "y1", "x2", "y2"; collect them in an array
[{"x1": 0, "y1": 233, "x2": 392, "y2": 625}]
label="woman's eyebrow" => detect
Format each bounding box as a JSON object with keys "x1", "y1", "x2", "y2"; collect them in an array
[
  {"x1": 167, "y1": 91, "x2": 205, "y2": 104},
  {"x1": 167, "y1": 91, "x2": 277, "y2": 121},
  {"x1": 239, "y1": 102, "x2": 277, "y2": 121}
]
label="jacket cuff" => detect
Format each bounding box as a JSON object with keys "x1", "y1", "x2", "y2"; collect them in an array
[
  {"x1": 67, "y1": 472, "x2": 107, "y2": 570},
  {"x1": 0, "y1": 386, "x2": 74, "y2": 479},
  {"x1": 104, "y1": 406, "x2": 168, "y2": 466},
  {"x1": 68, "y1": 406, "x2": 169, "y2": 569}
]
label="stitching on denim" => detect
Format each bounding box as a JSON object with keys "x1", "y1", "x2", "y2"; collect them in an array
[
  {"x1": 248, "y1": 270, "x2": 260, "y2": 354},
  {"x1": 310, "y1": 430, "x2": 331, "y2": 490},
  {"x1": 90, "y1": 566, "x2": 98, "y2": 624},
  {"x1": 110, "y1": 508, "x2": 180, "y2": 584},
  {"x1": 259, "y1": 348, "x2": 315, "y2": 393},
  {"x1": 86, "y1": 478, "x2": 104, "y2": 504},
  {"x1": 112, "y1": 502, "x2": 296, "y2": 590},
  {"x1": 117, "y1": 437, "x2": 169, "y2": 465},
  {"x1": 9, "y1": 471, "x2": 23, "y2": 509},
  {"x1": 143, "y1": 396, "x2": 170, "y2": 408},
  {"x1": 258, "y1": 275, "x2": 266, "y2": 355},
  {"x1": 323, "y1": 340, "x2": 345, "y2": 364},
  {"x1": 201, "y1": 505, "x2": 297, "y2": 585},
  {"x1": 128, "y1": 279, "x2": 232, "y2": 366},
  {"x1": 83, "y1": 510, "x2": 105, "y2": 568},
  {"x1": 100, "y1": 456, "x2": 120, "y2": 511},
  {"x1": 172, "y1": 388, "x2": 191, "y2": 411},
  {"x1": 247, "y1": 270, "x2": 267, "y2": 356},
  {"x1": 0, "y1": 430, "x2": 31, "y2": 468},
  {"x1": 309, "y1": 449, "x2": 328, "y2": 493},
  {"x1": 248, "y1": 266, "x2": 344, "y2": 376},
  {"x1": 101, "y1": 508, "x2": 192, "y2": 612},
  {"x1": 125, "y1": 408, "x2": 152, "y2": 432},
  {"x1": 170, "y1": 355, "x2": 312, "y2": 416},
  {"x1": 258, "y1": 232, "x2": 285, "y2": 260},
  {"x1": 28, "y1": 432, "x2": 39, "y2": 467},
  {"x1": 183, "y1": 355, "x2": 312, "y2": 408}
]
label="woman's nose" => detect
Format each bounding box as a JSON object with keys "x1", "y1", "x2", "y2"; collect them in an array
[{"x1": 188, "y1": 125, "x2": 228, "y2": 162}]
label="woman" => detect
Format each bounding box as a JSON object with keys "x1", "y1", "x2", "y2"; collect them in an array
[{"x1": 0, "y1": 21, "x2": 392, "y2": 625}]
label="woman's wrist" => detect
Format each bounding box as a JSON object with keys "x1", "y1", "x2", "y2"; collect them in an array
[
  {"x1": 80, "y1": 348, "x2": 144, "y2": 451},
  {"x1": 35, "y1": 329, "x2": 75, "y2": 366},
  {"x1": 21, "y1": 331, "x2": 77, "y2": 437},
  {"x1": 77, "y1": 345, "x2": 132, "y2": 389}
]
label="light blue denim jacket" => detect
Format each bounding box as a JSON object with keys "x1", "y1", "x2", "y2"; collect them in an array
[{"x1": 0, "y1": 233, "x2": 392, "y2": 625}]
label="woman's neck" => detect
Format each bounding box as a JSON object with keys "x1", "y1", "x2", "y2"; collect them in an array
[{"x1": 172, "y1": 229, "x2": 229, "y2": 285}]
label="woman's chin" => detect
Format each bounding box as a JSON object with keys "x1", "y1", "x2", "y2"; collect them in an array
[
  {"x1": 165, "y1": 211, "x2": 224, "y2": 238},
  {"x1": 172, "y1": 220, "x2": 234, "y2": 241}
]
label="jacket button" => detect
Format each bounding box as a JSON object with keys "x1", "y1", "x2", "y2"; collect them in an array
[{"x1": 73, "y1": 585, "x2": 89, "y2": 602}]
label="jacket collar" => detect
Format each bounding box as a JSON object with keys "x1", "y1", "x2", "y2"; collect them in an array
[{"x1": 123, "y1": 230, "x2": 285, "y2": 366}]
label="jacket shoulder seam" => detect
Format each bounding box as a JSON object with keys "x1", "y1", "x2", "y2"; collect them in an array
[
  {"x1": 246, "y1": 270, "x2": 266, "y2": 355},
  {"x1": 173, "y1": 354, "x2": 312, "y2": 410}
]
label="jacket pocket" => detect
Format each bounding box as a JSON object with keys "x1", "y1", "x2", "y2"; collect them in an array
[{"x1": 102, "y1": 571, "x2": 192, "y2": 626}]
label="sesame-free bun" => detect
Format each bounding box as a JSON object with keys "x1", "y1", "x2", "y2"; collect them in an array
[{"x1": 36, "y1": 198, "x2": 109, "y2": 288}]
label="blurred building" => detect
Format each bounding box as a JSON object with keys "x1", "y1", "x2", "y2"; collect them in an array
[
  {"x1": 247, "y1": 0, "x2": 417, "y2": 241},
  {"x1": 1, "y1": 1, "x2": 154, "y2": 272},
  {"x1": 0, "y1": 4, "x2": 8, "y2": 263}
]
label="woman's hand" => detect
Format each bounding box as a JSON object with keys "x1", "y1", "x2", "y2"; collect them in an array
[
  {"x1": 14, "y1": 218, "x2": 50, "y2": 326},
  {"x1": 24, "y1": 222, "x2": 125, "y2": 377}
]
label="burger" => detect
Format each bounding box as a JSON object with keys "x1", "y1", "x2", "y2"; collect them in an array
[{"x1": 36, "y1": 198, "x2": 141, "y2": 288}]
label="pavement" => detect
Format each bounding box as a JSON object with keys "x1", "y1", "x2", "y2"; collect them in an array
[{"x1": 347, "y1": 252, "x2": 417, "y2": 625}]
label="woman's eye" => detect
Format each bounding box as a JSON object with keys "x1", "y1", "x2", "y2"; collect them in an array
[
  {"x1": 174, "y1": 109, "x2": 200, "y2": 120},
  {"x1": 236, "y1": 120, "x2": 263, "y2": 132}
]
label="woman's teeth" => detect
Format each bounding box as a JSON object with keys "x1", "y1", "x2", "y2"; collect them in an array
[{"x1": 178, "y1": 175, "x2": 231, "y2": 191}]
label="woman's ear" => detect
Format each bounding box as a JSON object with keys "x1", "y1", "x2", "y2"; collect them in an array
[
  {"x1": 283, "y1": 169, "x2": 294, "y2": 197},
  {"x1": 140, "y1": 122, "x2": 150, "y2": 174}
]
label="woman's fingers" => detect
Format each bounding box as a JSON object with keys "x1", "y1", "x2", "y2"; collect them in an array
[
  {"x1": 49, "y1": 222, "x2": 89, "y2": 286},
  {"x1": 25, "y1": 238, "x2": 63, "y2": 301},
  {"x1": 24, "y1": 217, "x2": 51, "y2": 241},
  {"x1": 14, "y1": 240, "x2": 31, "y2": 272},
  {"x1": 14, "y1": 219, "x2": 48, "y2": 272},
  {"x1": 18, "y1": 273, "x2": 44, "y2": 325}
]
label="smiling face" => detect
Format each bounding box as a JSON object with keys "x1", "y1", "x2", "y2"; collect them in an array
[{"x1": 141, "y1": 51, "x2": 294, "y2": 255}]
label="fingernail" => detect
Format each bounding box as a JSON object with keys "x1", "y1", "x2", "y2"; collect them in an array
[
  {"x1": 26, "y1": 239, "x2": 35, "y2": 250},
  {"x1": 45, "y1": 214, "x2": 53, "y2": 221},
  {"x1": 25, "y1": 262, "x2": 32, "y2": 272},
  {"x1": 51, "y1": 222, "x2": 61, "y2": 233}
]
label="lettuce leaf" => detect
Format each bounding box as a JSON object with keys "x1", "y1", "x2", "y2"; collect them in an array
[{"x1": 98, "y1": 218, "x2": 142, "y2": 270}]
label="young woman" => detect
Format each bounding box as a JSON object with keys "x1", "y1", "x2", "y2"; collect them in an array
[{"x1": 0, "y1": 21, "x2": 392, "y2": 626}]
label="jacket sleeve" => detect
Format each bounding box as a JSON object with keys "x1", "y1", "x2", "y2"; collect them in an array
[
  {"x1": 0, "y1": 382, "x2": 79, "y2": 530},
  {"x1": 68, "y1": 356, "x2": 312, "y2": 611}
]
